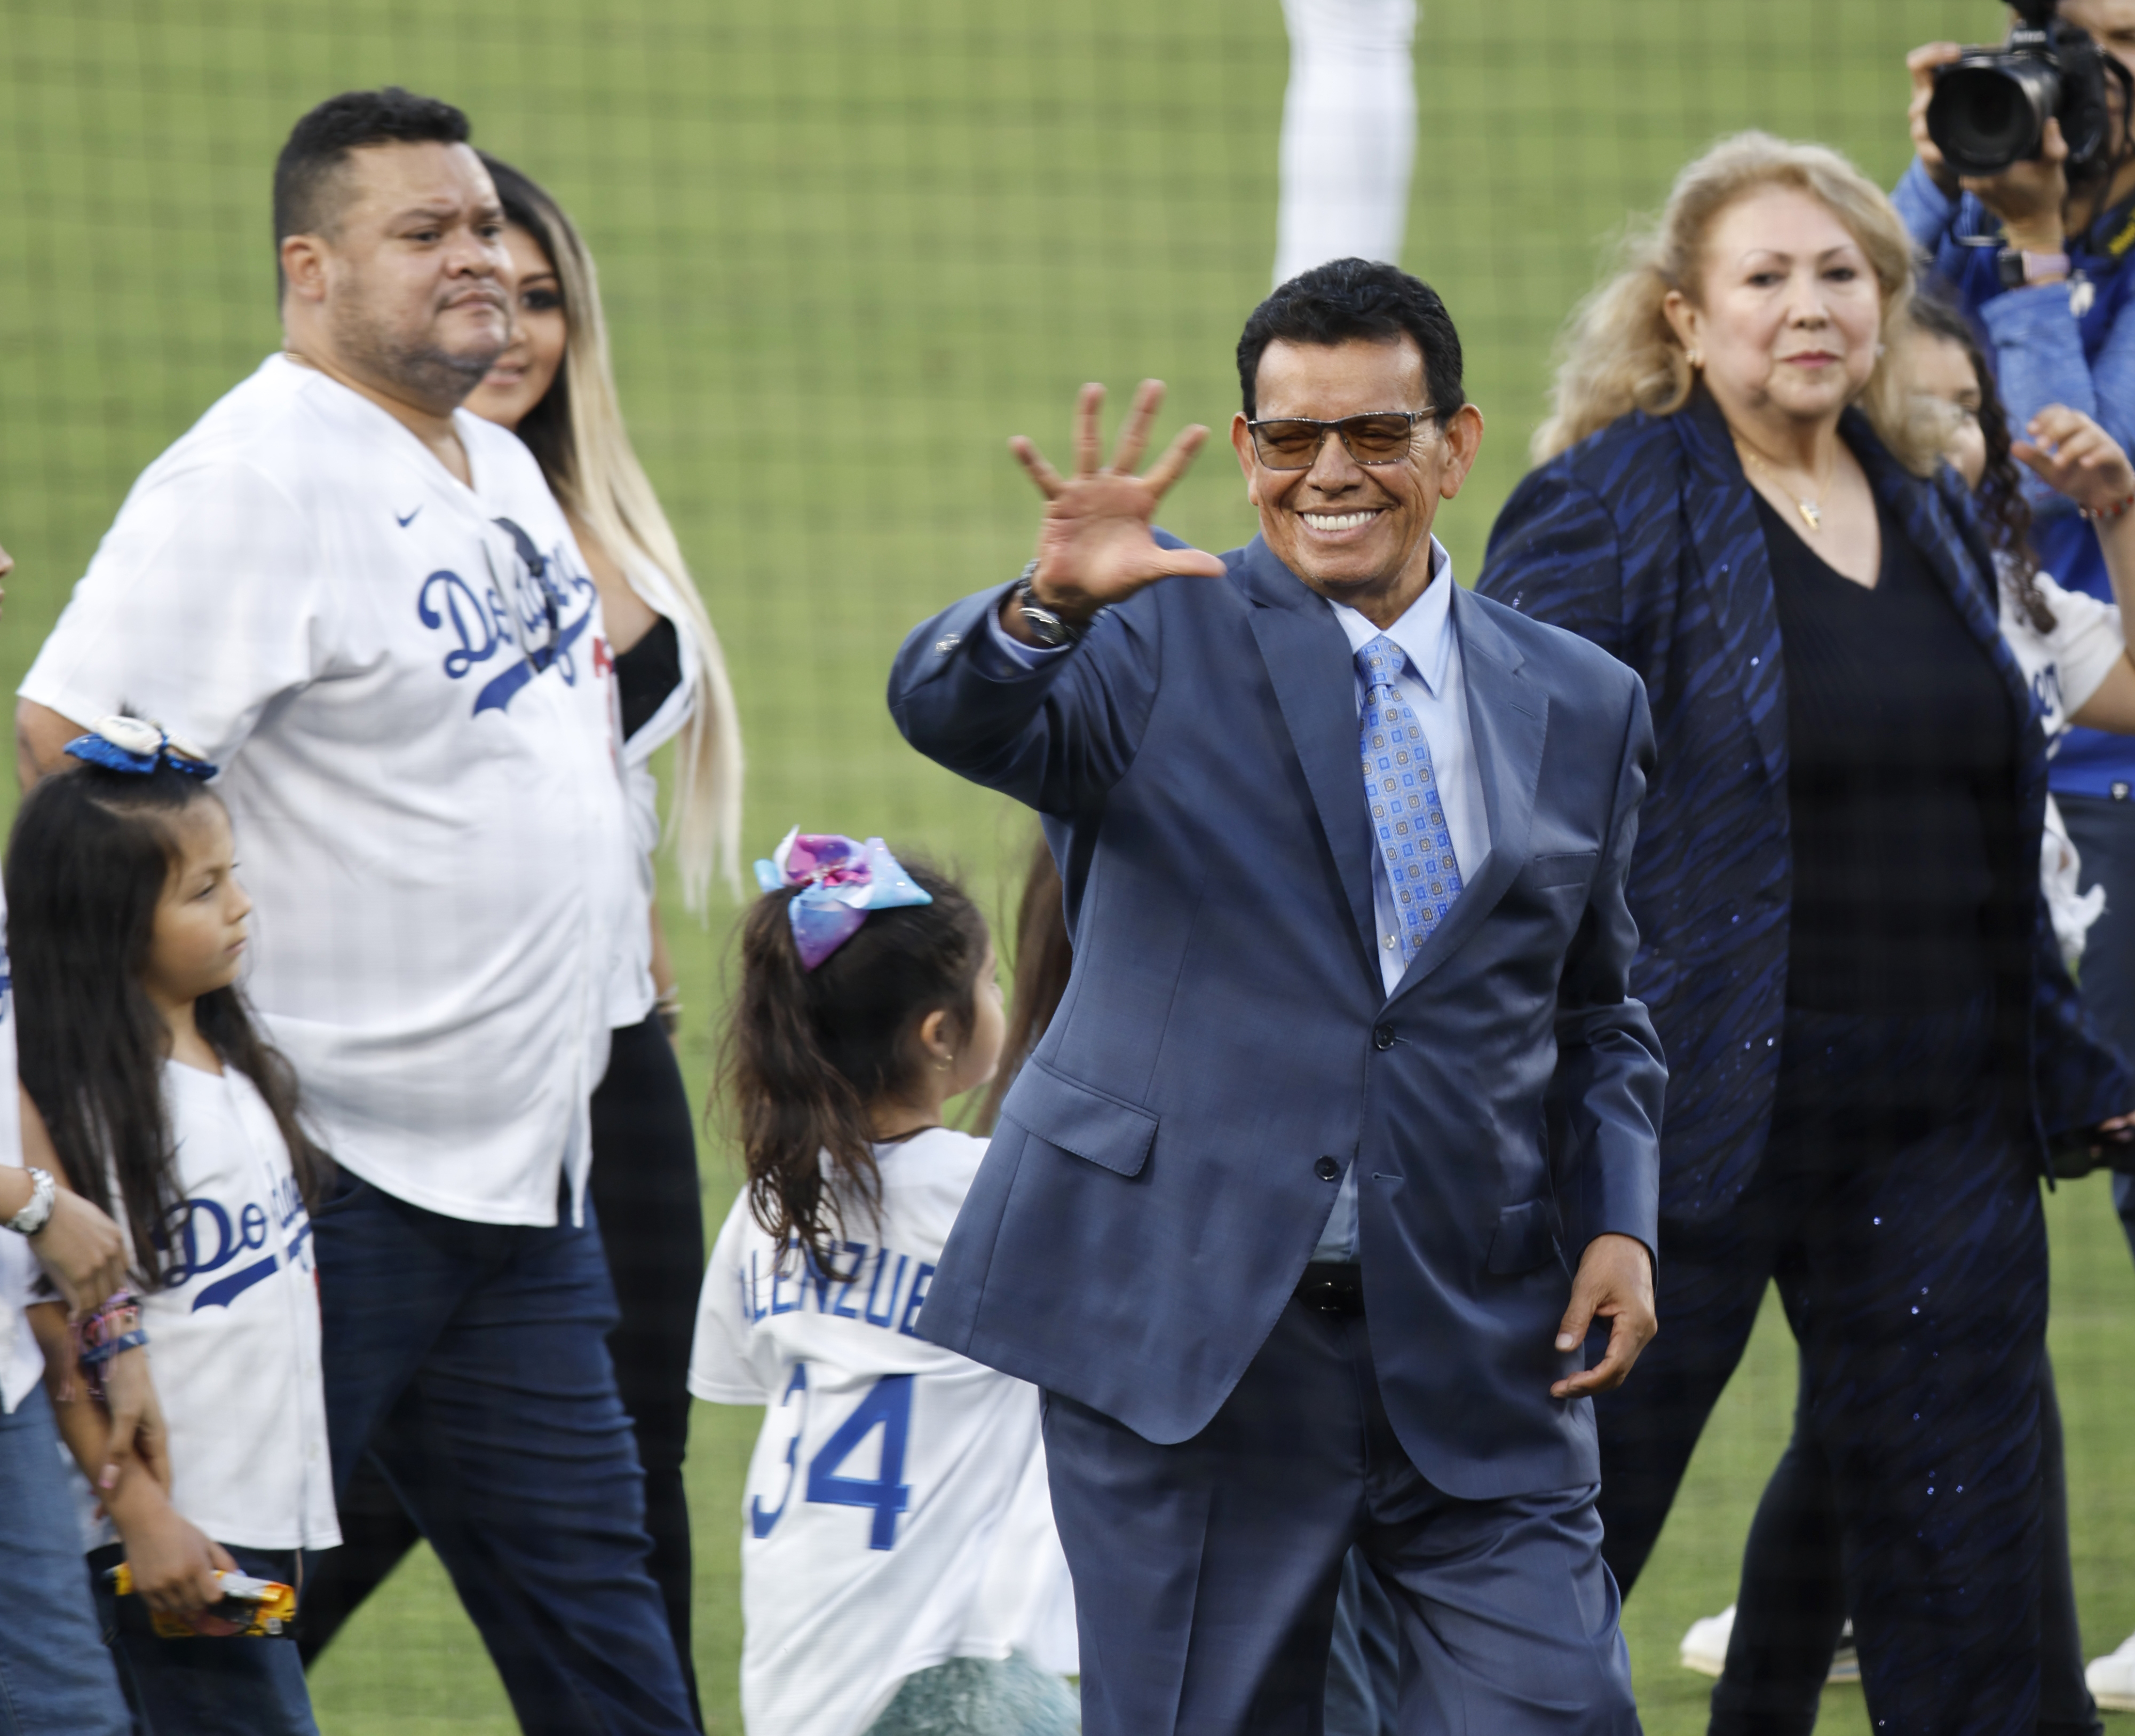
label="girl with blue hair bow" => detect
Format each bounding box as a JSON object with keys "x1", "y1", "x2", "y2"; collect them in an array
[{"x1": 689, "y1": 832, "x2": 1079, "y2": 1736}]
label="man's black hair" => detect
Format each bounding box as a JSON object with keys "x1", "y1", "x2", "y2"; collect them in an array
[
  {"x1": 1236, "y1": 258, "x2": 1464, "y2": 422},
  {"x1": 272, "y1": 87, "x2": 472, "y2": 272}
]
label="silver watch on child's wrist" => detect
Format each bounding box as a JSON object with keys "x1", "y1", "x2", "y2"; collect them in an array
[{"x1": 5, "y1": 1166, "x2": 56, "y2": 1236}]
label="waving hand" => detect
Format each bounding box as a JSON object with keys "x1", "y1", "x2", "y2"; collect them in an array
[{"x1": 1006, "y1": 381, "x2": 1228, "y2": 637}]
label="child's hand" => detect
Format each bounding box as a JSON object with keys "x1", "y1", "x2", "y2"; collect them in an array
[
  {"x1": 2014, "y1": 406, "x2": 2135, "y2": 516},
  {"x1": 113, "y1": 1488, "x2": 234, "y2": 1617},
  {"x1": 98, "y1": 1346, "x2": 172, "y2": 1499}
]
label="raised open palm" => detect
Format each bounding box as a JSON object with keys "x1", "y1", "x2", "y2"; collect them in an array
[{"x1": 1013, "y1": 380, "x2": 1228, "y2": 620}]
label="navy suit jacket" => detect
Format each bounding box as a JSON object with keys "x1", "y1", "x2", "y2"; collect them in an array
[
  {"x1": 888, "y1": 534, "x2": 1666, "y2": 1500},
  {"x1": 1478, "y1": 390, "x2": 2132, "y2": 1230}
]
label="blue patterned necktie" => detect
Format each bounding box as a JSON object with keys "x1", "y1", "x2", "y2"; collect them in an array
[{"x1": 1358, "y1": 634, "x2": 1464, "y2": 967}]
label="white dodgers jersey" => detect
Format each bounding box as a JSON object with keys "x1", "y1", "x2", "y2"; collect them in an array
[{"x1": 690, "y1": 1127, "x2": 1075, "y2": 1736}]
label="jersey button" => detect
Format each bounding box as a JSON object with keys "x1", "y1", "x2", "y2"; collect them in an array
[
  {"x1": 1315, "y1": 1156, "x2": 1342, "y2": 1182},
  {"x1": 1372, "y1": 1024, "x2": 1396, "y2": 1051}
]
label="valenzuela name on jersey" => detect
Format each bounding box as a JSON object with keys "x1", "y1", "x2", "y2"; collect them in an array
[{"x1": 740, "y1": 1237, "x2": 936, "y2": 1339}]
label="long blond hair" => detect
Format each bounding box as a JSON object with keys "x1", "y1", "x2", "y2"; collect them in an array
[
  {"x1": 1531, "y1": 131, "x2": 1932, "y2": 474},
  {"x1": 485, "y1": 154, "x2": 744, "y2": 911}
]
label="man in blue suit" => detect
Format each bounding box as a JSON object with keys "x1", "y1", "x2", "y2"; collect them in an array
[{"x1": 889, "y1": 259, "x2": 1664, "y2": 1734}]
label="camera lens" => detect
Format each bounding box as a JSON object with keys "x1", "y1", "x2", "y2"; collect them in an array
[{"x1": 1929, "y1": 60, "x2": 2058, "y2": 175}]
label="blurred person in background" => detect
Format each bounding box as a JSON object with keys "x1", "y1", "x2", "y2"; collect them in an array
[
  {"x1": 295, "y1": 151, "x2": 745, "y2": 1730},
  {"x1": 1478, "y1": 132, "x2": 2135, "y2": 1736},
  {"x1": 1683, "y1": 295, "x2": 2135, "y2": 1736},
  {"x1": 1274, "y1": 0, "x2": 1417, "y2": 286},
  {"x1": 12, "y1": 90, "x2": 697, "y2": 1734},
  {"x1": 1897, "y1": 15, "x2": 2135, "y2": 1700}
]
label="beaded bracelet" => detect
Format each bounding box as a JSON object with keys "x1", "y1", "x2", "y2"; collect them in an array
[
  {"x1": 2082, "y1": 488, "x2": 2135, "y2": 524},
  {"x1": 74, "y1": 1290, "x2": 146, "y2": 1403}
]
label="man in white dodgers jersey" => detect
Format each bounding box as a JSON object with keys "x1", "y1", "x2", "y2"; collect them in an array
[{"x1": 16, "y1": 91, "x2": 692, "y2": 1732}]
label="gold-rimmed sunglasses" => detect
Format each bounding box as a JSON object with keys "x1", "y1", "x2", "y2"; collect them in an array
[{"x1": 1246, "y1": 409, "x2": 1437, "y2": 470}]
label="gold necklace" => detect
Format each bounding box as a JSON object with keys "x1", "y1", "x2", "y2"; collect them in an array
[{"x1": 1736, "y1": 441, "x2": 1831, "y2": 533}]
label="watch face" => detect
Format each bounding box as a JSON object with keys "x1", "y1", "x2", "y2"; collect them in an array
[{"x1": 1998, "y1": 248, "x2": 2025, "y2": 289}]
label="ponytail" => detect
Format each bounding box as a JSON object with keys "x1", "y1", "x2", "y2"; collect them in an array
[{"x1": 722, "y1": 859, "x2": 986, "y2": 1272}]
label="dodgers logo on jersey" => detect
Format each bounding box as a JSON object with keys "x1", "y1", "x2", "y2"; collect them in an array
[
  {"x1": 158, "y1": 1172, "x2": 315, "y2": 1313},
  {"x1": 415, "y1": 516, "x2": 599, "y2": 716}
]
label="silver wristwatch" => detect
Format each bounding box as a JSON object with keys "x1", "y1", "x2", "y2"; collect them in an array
[
  {"x1": 1011, "y1": 560, "x2": 1088, "y2": 649},
  {"x1": 5, "y1": 1166, "x2": 56, "y2": 1236}
]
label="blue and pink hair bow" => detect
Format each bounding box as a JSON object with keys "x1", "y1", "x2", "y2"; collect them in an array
[
  {"x1": 755, "y1": 828, "x2": 932, "y2": 970},
  {"x1": 64, "y1": 715, "x2": 218, "y2": 779}
]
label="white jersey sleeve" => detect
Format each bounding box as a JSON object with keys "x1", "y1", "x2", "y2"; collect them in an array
[
  {"x1": 24, "y1": 459, "x2": 329, "y2": 763},
  {"x1": 1999, "y1": 562, "x2": 2124, "y2": 743}
]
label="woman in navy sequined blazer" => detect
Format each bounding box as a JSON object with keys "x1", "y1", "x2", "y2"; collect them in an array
[{"x1": 1479, "y1": 132, "x2": 2132, "y2": 1736}]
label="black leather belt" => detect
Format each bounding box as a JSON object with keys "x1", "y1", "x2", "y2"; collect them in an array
[{"x1": 1295, "y1": 1261, "x2": 1365, "y2": 1317}]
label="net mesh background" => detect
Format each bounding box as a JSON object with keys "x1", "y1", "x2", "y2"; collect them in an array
[{"x1": 2, "y1": 4, "x2": 2127, "y2": 1731}]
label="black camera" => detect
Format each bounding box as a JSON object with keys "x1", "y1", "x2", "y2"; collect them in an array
[{"x1": 1927, "y1": 0, "x2": 2119, "y2": 179}]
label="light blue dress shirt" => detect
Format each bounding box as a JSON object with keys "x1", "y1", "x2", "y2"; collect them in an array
[{"x1": 978, "y1": 538, "x2": 1488, "y2": 1262}]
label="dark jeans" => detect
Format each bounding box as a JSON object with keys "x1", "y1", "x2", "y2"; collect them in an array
[
  {"x1": 89, "y1": 1542, "x2": 315, "y2": 1735},
  {"x1": 299, "y1": 1017, "x2": 705, "y2": 1728},
  {"x1": 309, "y1": 1166, "x2": 695, "y2": 1735},
  {"x1": 1709, "y1": 1358, "x2": 2097, "y2": 1736},
  {"x1": 2058, "y1": 793, "x2": 2135, "y2": 1261},
  {"x1": 1043, "y1": 1297, "x2": 1636, "y2": 1736},
  {"x1": 1595, "y1": 996, "x2": 2048, "y2": 1735}
]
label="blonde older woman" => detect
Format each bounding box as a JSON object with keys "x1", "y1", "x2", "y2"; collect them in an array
[{"x1": 1478, "y1": 133, "x2": 2133, "y2": 1735}]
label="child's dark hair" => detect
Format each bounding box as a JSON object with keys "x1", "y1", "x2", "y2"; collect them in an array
[
  {"x1": 1909, "y1": 292, "x2": 2055, "y2": 635},
  {"x1": 723, "y1": 858, "x2": 987, "y2": 1272},
  {"x1": 6, "y1": 761, "x2": 333, "y2": 1286},
  {"x1": 976, "y1": 834, "x2": 1073, "y2": 1134}
]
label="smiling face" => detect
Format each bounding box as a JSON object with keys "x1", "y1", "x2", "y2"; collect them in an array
[
  {"x1": 465, "y1": 223, "x2": 566, "y2": 432},
  {"x1": 142, "y1": 799, "x2": 253, "y2": 1013},
  {"x1": 283, "y1": 139, "x2": 513, "y2": 414},
  {"x1": 1665, "y1": 184, "x2": 1883, "y2": 434},
  {"x1": 1229, "y1": 335, "x2": 1483, "y2": 626}
]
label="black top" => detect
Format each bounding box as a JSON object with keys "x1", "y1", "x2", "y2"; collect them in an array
[
  {"x1": 614, "y1": 614, "x2": 682, "y2": 742},
  {"x1": 1758, "y1": 491, "x2": 2021, "y2": 1013}
]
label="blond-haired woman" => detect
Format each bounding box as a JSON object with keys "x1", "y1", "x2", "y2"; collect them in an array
[
  {"x1": 297, "y1": 155, "x2": 742, "y2": 1725},
  {"x1": 1478, "y1": 132, "x2": 2133, "y2": 1734}
]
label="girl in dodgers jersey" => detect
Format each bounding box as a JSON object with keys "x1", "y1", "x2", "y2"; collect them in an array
[
  {"x1": 690, "y1": 832, "x2": 1077, "y2": 1736},
  {"x1": 13, "y1": 725, "x2": 337, "y2": 1736}
]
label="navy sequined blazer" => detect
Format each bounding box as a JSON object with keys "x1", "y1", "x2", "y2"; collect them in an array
[{"x1": 1477, "y1": 389, "x2": 2131, "y2": 1228}]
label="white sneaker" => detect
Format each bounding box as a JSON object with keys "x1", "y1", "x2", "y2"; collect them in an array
[
  {"x1": 1680, "y1": 1605, "x2": 1734, "y2": 1677},
  {"x1": 1829, "y1": 1619, "x2": 1860, "y2": 1684},
  {"x1": 1679, "y1": 1607, "x2": 1862, "y2": 1684},
  {"x1": 2086, "y1": 1631, "x2": 2135, "y2": 1712}
]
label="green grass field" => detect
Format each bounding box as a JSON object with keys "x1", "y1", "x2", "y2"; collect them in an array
[{"x1": 5, "y1": 1, "x2": 2133, "y2": 1729}]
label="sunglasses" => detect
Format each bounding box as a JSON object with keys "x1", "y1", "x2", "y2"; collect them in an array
[{"x1": 1246, "y1": 409, "x2": 1437, "y2": 469}]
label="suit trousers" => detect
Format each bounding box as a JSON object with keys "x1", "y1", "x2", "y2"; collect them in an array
[
  {"x1": 1593, "y1": 995, "x2": 2047, "y2": 1736},
  {"x1": 1041, "y1": 1293, "x2": 1638, "y2": 1736}
]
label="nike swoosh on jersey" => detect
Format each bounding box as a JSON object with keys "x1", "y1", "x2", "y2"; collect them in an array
[{"x1": 396, "y1": 507, "x2": 422, "y2": 527}]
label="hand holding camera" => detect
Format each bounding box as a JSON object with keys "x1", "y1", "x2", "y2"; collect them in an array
[{"x1": 1911, "y1": 1, "x2": 2129, "y2": 256}]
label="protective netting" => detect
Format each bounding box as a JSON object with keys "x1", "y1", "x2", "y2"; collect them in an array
[{"x1": 4, "y1": 4, "x2": 2128, "y2": 1732}]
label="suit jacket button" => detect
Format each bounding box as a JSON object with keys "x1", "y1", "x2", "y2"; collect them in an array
[
  {"x1": 1372, "y1": 1024, "x2": 1395, "y2": 1051},
  {"x1": 1315, "y1": 1156, "x2": 1342, "y2": 1182}
]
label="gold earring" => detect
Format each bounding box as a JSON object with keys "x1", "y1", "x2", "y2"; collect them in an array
[{"x1": 934, "y1": 1055, "x2": 952, "y2": 1071}]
